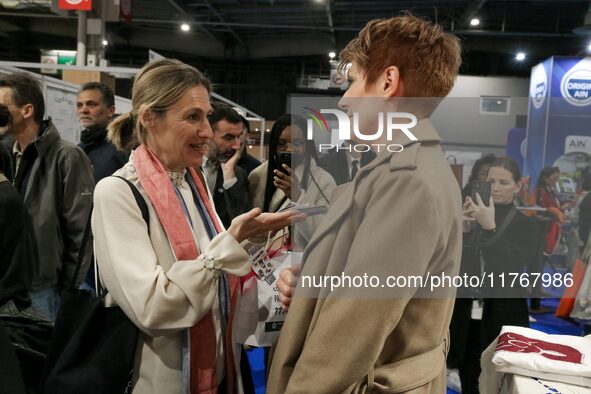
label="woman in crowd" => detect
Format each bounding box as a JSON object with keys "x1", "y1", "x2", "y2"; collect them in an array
[
  {"x1": 535, "y1": 166, "x2": 567, "y2": 254},
  {"x1": 451, "y1": 157, "x2": 538, "y2": 394},
  {"x1": 448, "y1": 153, "x2": 496, "y2": 387},
  {"x1": 249, "y1": 113, "x2": 336, "y2": 249},
  {"x1": 461, "y1": 154, "x2": 497, "y2": 200},
  {"x1": 577, "y1": 172, "x2": 591, "y2": 249},
  {"x1": 92, "y1": 59, "x2": 300, "y2": 394}
]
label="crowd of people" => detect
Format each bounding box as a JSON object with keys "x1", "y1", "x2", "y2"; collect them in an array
[{"x1": 0, "y1": 12, "x2": 578, "y2": 394}]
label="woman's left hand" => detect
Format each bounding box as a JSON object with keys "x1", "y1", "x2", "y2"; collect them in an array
[
  {"x1": 227, "y1": 208, "x2": 307, "y2": 243},
  {"x1": 274, "y1": 165, "x2": 301, "y2": 201},
  {"x1": 465, "y1": 194, "x2": 496, "y2": 230}
]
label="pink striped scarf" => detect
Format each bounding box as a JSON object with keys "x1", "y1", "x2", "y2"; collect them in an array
[{"x1": 133, "y1": 144, "x2": 239, "y2": 393}]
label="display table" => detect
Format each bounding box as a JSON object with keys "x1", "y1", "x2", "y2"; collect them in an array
[{"x1": 501, "y1": 374, "x2": 591, "y2": 394}]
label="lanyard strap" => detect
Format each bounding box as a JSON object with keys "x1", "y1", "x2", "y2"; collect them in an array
[
  {"x1": 171, "y1": 181, "x2": 194, "y2": 229},
  {"x1": 184, "y1": 173, "x2": 231, "y2": 324}
]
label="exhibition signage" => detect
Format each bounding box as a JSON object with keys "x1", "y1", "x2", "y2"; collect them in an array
[
  {"x1": 40, "y1": 50, "x2": 76, "y2": 75},
  {"x1": 58, "y1": 0, "x2": 92, "y2": 11},
  {"x1": 505, "y1": 128, "x2": 527, "y2": 173},
  {"x1": 524, "y1": 57, "x2": 591, "y2": 187},
  {"x1": 120, "y1": 0, "x2": 133, "y2": 22}
]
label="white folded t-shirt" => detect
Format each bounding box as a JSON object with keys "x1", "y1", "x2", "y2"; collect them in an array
[{"x1": 481, "y1": 325, "x2": 591, "y2": 390}]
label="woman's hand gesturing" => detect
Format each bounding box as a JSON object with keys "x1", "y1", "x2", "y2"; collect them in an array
[{"x1": 463, "y1": 194, "x2": 496, "y2": 231}]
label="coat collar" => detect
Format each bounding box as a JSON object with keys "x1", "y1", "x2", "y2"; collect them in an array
[
  {"x1": 302, "y1": 118, "x2": 442, "y2": 259},
  {"x1": 357, "y1": 118, "x2": 441, "y2": 175},
  {"x1": 79, "y1": 126, "x2": 108, "y2": 148},
  {"x1": 32, "y1": 119, "x2": 60, "y2": 157}
]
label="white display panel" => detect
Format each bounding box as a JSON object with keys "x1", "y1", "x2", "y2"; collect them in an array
[
  {"x1": 114, "y1": 96, "x2": 132, "y2": 114},
  {"x1": 44, "y1": 81, "x2": 80, "y2": 144}
]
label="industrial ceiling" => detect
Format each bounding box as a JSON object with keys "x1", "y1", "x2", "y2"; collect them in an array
[{"x1": 0, "y1": 0, "x2": 589, "y2": 117}]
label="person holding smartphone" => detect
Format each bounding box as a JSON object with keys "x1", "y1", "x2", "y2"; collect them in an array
[
  {"x1": 452, "y1": 157, "x2": 539, "y2": 393},
  {"x1": 249, "y1": 113, "x2": 336, "y2": 249},
  {"x1": 447, "y1": 154, "x2": 496, "y2": 388}
]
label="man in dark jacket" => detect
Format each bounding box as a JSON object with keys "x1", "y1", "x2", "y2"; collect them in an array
[
  {"x1": 0, "y1": 73, "x2": 94, "y2": 320},
  {"x1": 202, "y1": 102, "x2": 252, "y2": 228},
  {"x1": 319, "y1": 140, "x2": 376, "y2": 185},
  {"x1": 0, "y1": 104, "x2": 14, "y2": 180},
  {"x1": 76, "y1": 83, "x2": 128, "y2": 290},
  {"x1": 0, "y1": 170, "x2": 36, "y2": 311},
  {"x1": 77, "y1": 82, "x2": 128, "y2": 182},
  {"x1": 237, "y1": 115, "x2": 261, "y2": 175}
]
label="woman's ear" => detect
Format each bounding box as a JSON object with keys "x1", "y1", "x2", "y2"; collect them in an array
[
  {"x1": 382, "y1": 66, "x2": 402, "y2": 98},
  {"x1": 139, "y1": 108, "x2": 154, "y2": 130}
]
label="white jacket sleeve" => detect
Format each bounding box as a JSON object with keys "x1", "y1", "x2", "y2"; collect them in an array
[{"x1": 92, "y1": 176, "x2": 250, "y2": 337}]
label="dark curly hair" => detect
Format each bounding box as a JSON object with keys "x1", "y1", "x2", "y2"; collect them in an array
[{"x1": 262, "y1": 114, "x2": 318, "y2": 212}]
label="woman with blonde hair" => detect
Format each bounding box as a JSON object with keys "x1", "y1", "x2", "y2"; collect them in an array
[{"x1": 93, "y1": 58, "x2": 300, "y2": 394}]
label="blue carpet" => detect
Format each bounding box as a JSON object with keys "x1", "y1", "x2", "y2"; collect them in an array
[
  {"x1": 245, "y1": 347, "x2": 266, "y2": 394},
  {"x1": 530, "y1": 297, "x2": 584, "y2": 336}
]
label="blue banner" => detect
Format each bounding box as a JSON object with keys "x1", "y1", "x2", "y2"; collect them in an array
[{"x1": 524, "y1": 57, "x2": 591, "y2": 189}]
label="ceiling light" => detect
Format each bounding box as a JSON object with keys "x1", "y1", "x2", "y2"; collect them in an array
[
  {"x1": 470, "y1": 18, "x2": 480, "y2": 27},
  {"x1": 180, "y1": 23, "x2": 190, "y2": 32},
  {"x1": 328, "y1": 51, "x2": 336, "y2": 59},
  {"x1": 515, "y1": 52, "x2": 526, "y2": 61},
  {"x1": 102, "y1": 39, "x2": 108, "y2": 46},
  {"x1": 587, "y1": 42, "x2": 591, "y2": 53}
]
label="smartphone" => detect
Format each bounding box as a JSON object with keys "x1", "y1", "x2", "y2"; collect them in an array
[
  {"x1": 278, "y1": 203, "x2": 328, "y2": 216},
  {"x1": 292, "y1": 205, "x2": 328, "y2": 216},
  {"x1": 471, "y1": 180, "x2": 491, "y2": 206},
  {"x1": 278, "y1": 152, "x2": 292, "y2": 174}
]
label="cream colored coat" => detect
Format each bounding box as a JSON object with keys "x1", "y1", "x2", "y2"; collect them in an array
[
  {"x1": 92, "y1": 158, "x2": 249, "y2": 394},
  {"x1": 249, "y1": 158, "x2": 336, "y2": 248},
  {"x1": 267, "y1": 120, "x2": 463, "y2": 393}
]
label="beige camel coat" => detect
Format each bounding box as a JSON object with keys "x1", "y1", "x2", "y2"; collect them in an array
[{"x1": 267, "y1": 119, "x2": 462, "y2": 393}]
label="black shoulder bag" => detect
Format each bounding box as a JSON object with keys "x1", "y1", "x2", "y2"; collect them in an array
[{"x1": 40, "y1": 176, "x2": 149, "y2": 394}]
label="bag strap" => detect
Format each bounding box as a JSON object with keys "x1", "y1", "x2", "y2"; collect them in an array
[
  {"x1": 112, "y1": 176, "x2": 150, "y2": 229},
  {"x1": 69, "y1": 203, "x2": 94, "y2": 291},
  {"x1": 497, "y1": 205, "x2": 517, "y2": 235},
  {"x1": 69, "y1": 176, "x2": 150, "y2": 292}
]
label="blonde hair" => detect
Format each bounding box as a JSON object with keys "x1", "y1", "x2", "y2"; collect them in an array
[
  {"x1": 339, "y1": 14, "x2": 461, "y2": 98},
  {"x1": 108, "y1": 59, "x2": 211, "y2": 151}
]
